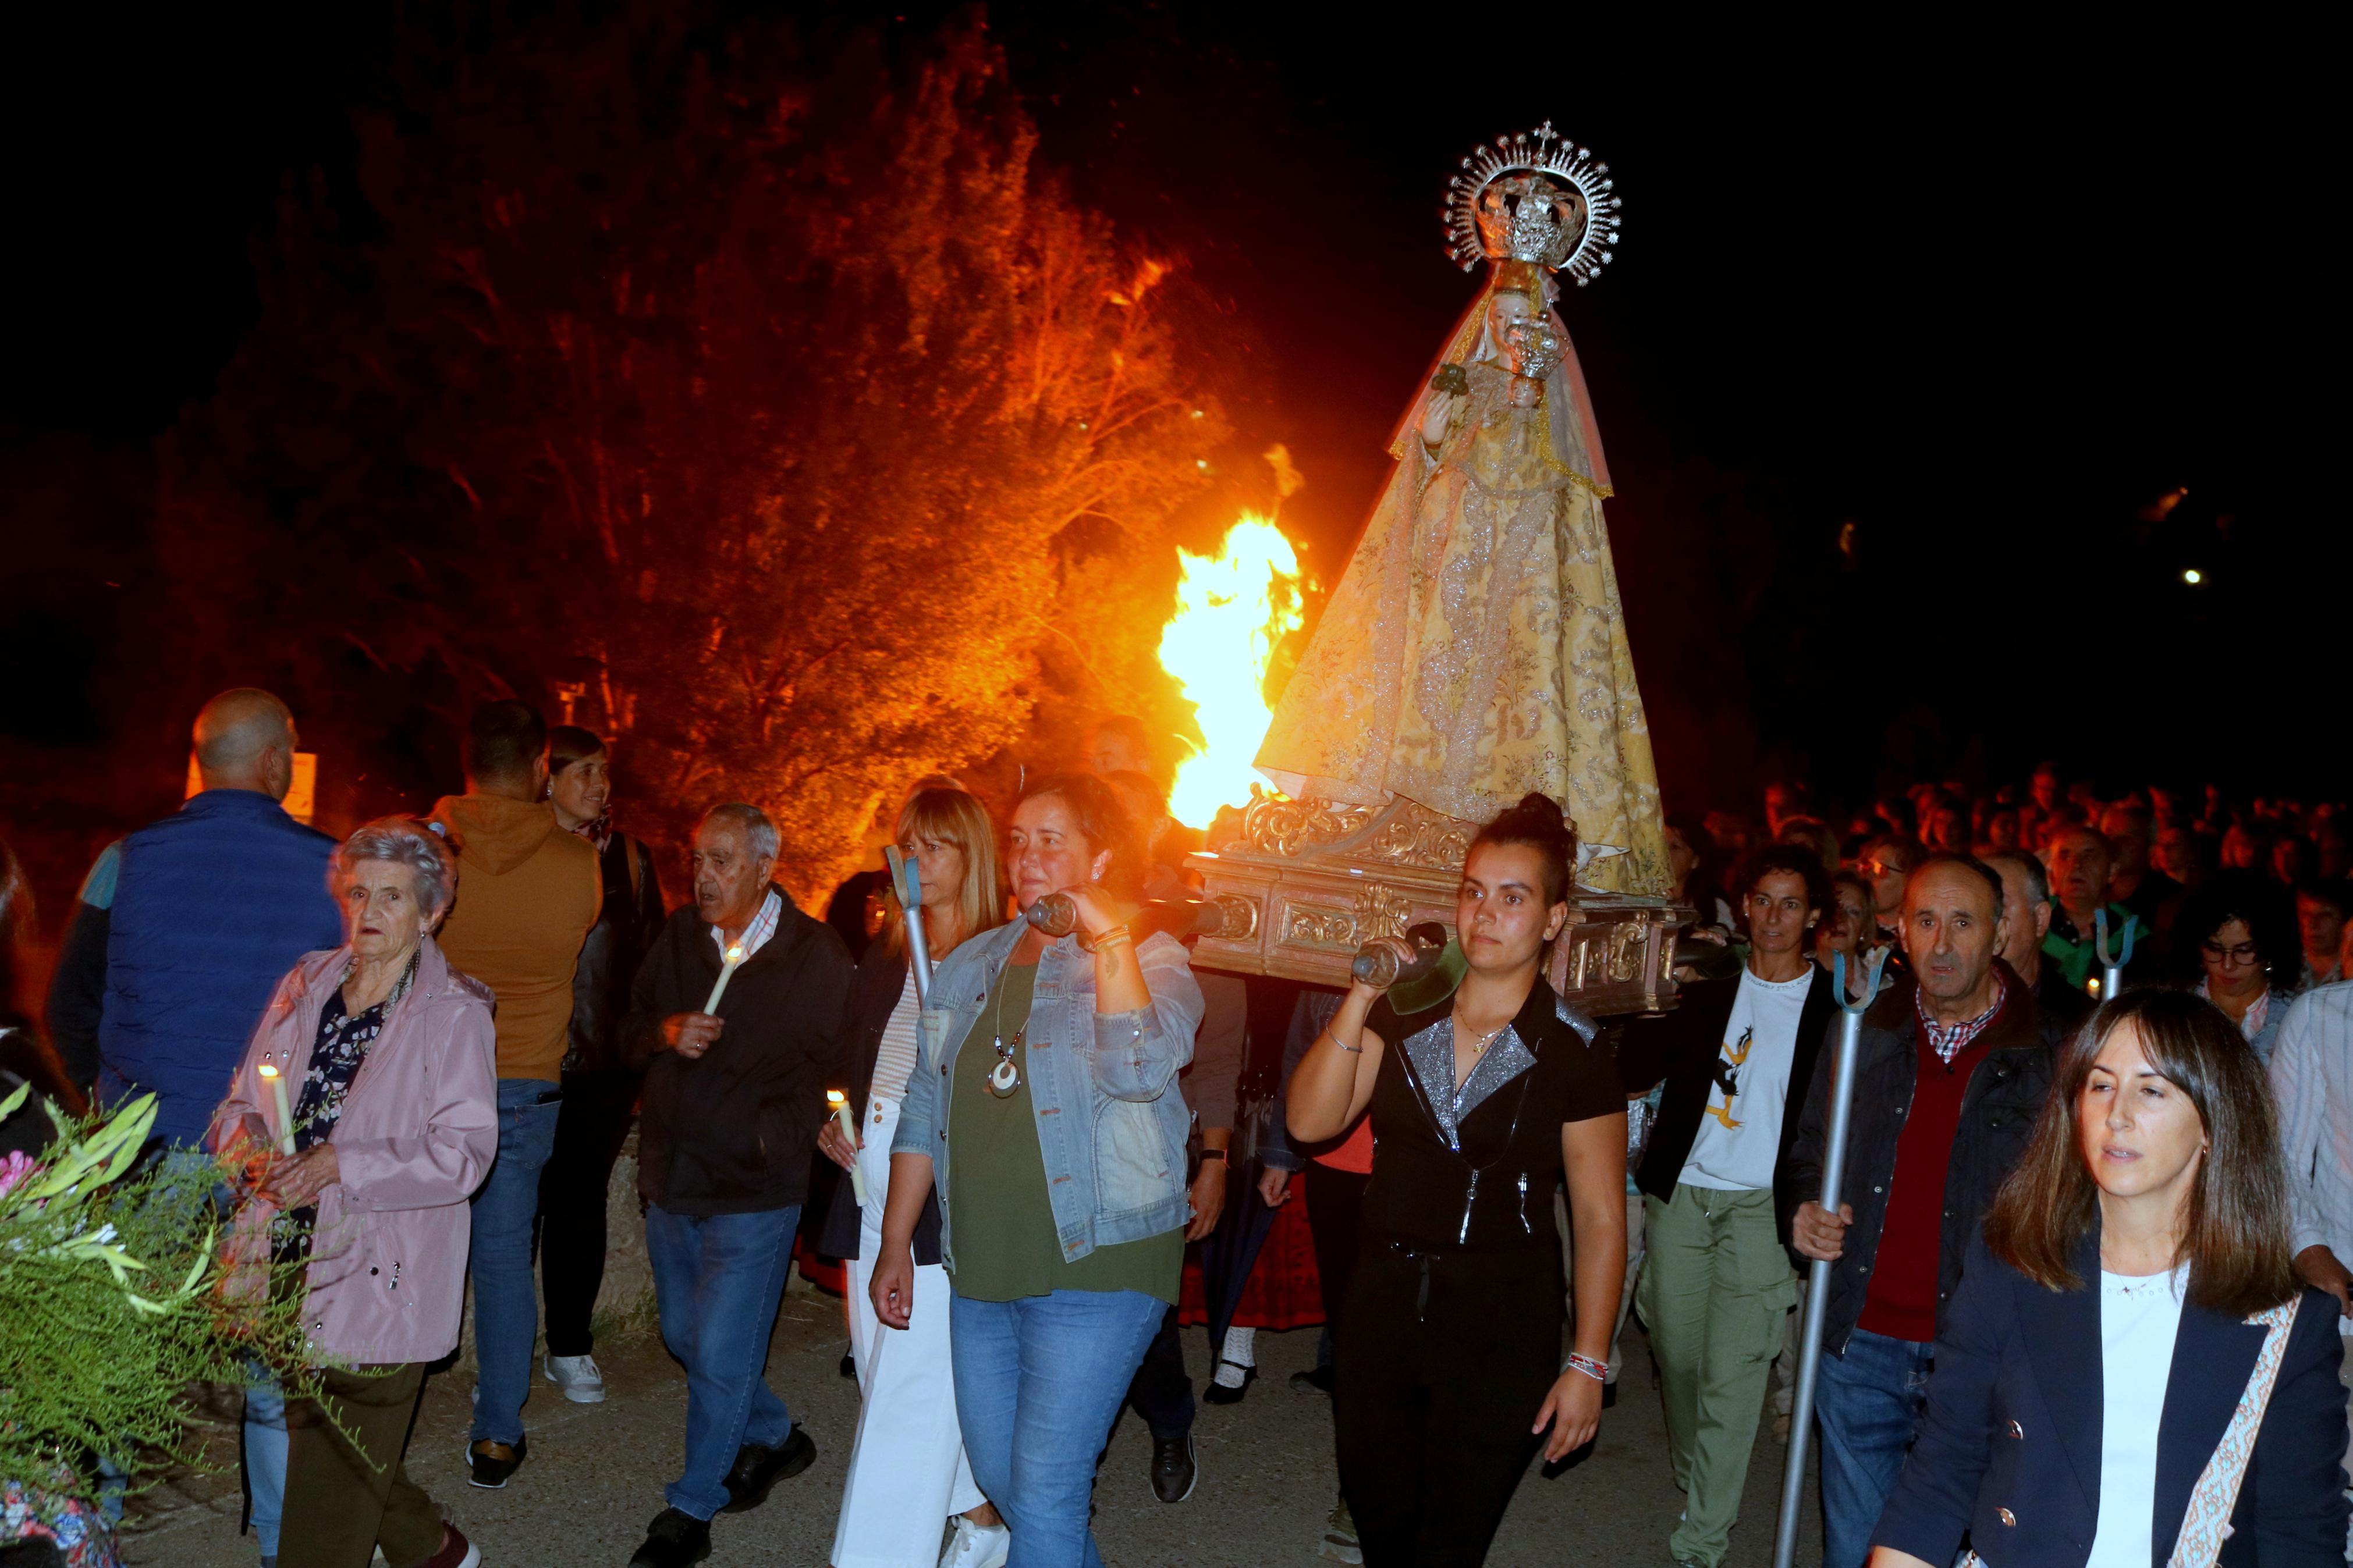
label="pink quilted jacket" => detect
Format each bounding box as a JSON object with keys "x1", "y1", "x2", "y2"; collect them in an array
[{"x1": 211, "y1": 935, "x2": 498, "y2": 1366}]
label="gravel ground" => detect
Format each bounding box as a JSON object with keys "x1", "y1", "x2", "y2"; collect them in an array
[{"x1": 122, "y1": 1275, "x2": 1823, "y2": 1567}]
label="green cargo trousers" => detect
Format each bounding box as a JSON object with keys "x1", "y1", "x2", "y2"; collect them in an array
[{"x1": 1637, "y1": 1182, "x2": 1799, "y2": 1568}]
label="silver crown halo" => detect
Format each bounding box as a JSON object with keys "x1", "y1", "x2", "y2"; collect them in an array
[{"x1": 1443, "y1": 123, "x2": 1621, "y2": 285}]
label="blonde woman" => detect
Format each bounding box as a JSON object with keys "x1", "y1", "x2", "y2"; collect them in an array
[{"x1": 817, "y1": 787, "x2": 1011, "y2": 1568}]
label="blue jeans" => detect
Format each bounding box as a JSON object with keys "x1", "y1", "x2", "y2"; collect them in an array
[
  {"x1": 244, "y1": 1375, "x2": 288, "y2": 1555},
  {"x1": 645, "y1": 1202, "x2": 800, "y2": 1521},
  {"x1": 469, "y1": 1078, "x2": 563, "y2": 1446},
  {"x1": 951, "y1": 1289, "x2": 1167, "y2": 1568},
  {"x1": 1815, "y1": 1325, "x2": 1935, "y2": 1568}
]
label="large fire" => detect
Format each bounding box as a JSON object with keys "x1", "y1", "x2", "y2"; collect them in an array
[{"x1": 1158, "y1": 515, "x2": 1305, "y2": 829}]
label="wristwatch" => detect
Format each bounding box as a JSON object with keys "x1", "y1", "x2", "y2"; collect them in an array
[{"x1": 1198, "y1": 1148, "x2": 1229, "y2": 1164}]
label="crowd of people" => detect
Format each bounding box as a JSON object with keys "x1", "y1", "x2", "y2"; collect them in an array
[{"x1": 3, "y1": 688, "x2": 2353, "y2": 1568}]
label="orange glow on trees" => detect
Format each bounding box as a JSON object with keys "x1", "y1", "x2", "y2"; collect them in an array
[{"x1": 158, "y1": 14, "x2": 1241, "y2": 899}]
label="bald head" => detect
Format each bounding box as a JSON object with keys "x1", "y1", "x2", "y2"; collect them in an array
[{"x1": 193, "y1": 688, "x2": 297, "y2": 799}]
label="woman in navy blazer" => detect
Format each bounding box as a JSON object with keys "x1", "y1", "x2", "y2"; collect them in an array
[{"x1": 1871, "y1": 989, "x2": 2348, "y2": 1568}]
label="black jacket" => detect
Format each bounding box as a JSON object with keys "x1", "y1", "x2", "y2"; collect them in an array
[
  {"x1": 1627, "y1": 965, "x2": 1841, "y2": 1240},
  {"x1": 1779, "y1": 963, "x2": 2059, "y2": 1355},
  {"x1": 816, "y1": 938, "x2": 945, "y2": 1265},
  {"x1": 1359, "y1": 976, "x2": 1619, "y2": 1253},
  {"x1": 1875, "y1": 1232, "x2": 2348, "y2": 1568},
  {"x1": 566, "y1": 831, "x2": 666, "y2": 1074},
  {"x1": 624, "y1": 887, "x2": 855, "y2": 1216}
]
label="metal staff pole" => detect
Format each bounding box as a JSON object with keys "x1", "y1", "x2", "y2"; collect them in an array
[
  {"x1": 1772, "y1": 944, "x2": 1890, "y2": 1568},
  {"x1": 2093, "y1": 906, "x2": 2138, "y2": 1004},
  {"x1": 883, "y1": 846, "x2": 933, "y2": 1007}
]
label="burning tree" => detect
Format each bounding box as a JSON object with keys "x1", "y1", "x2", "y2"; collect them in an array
[{"x1": 159, "y1": 9, "x2": 1238, "y2": 897}]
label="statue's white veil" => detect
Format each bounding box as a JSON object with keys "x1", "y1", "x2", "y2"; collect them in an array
[{"x1": 1383, "y1": 268, "x2": 1614, "y2": 496}]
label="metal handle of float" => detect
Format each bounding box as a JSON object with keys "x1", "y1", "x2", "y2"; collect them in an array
[
  {"x1": 883, "y1": 845, "x2": 932, "y2": 1007},
  {"x1": 2093, "y1": 906, "x2": 2138, "y2": 1002},
  {"x1": 1350, "y1": 921, "x2": 1452, "y2": 989},
  {"x1": 1773, "y1": 943, "x2": 1890, "y2": 1568},
  {"x1": 1024, "y1": 892, "x2": 1258, "y2": 944}
]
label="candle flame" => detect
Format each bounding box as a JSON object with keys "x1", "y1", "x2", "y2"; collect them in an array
[
  {"x1": 725, "y1": 945, "x2": 745, "y2": 963},
  {"x1": 257, "y1": 1063, "x2": 281, "y2": 1080},
  {"x1": 1156, "y1": 515, "x2": 1304, "y2": 829},
  {"x1": 826, "y1": 1089, "x2": 846, "y2": 1105}
]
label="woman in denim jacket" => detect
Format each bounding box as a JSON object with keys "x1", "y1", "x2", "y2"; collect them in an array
[{"x1": 875, "y1": 773, "x2": 1204, "y2": 1568}]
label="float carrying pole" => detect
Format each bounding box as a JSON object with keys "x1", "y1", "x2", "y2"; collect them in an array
[{"x1": 1772, "y1": 944, "x2": 1890, "y2": 1568}]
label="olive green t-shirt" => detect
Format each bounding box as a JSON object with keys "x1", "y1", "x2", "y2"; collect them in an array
[{"x1": 945, "y1": 960, "x2": 1182, "y2": 1304}]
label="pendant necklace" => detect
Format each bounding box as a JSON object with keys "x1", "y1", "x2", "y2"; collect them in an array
[{"x1": 985, "y1": 966, "x2": 1024, "y2": 1098}]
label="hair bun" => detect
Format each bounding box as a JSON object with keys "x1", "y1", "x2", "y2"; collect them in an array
[{"x1": 1514, "y1": 792, "x2": 1566, "y2": 828}]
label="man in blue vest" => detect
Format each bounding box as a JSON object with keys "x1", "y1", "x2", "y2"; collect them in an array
[{"x1": 98, "y1": 688, "x2": 345, "y2": 1147}]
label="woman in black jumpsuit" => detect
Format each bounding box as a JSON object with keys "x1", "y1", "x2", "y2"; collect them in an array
[{"x1": 1287, "y1": 794, "x2": 1628, "y2": 1565}]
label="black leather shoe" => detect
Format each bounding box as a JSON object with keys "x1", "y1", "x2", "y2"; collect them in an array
[
  {"x1": 1149, "y1": 1434, "x2": 1198, "y2": 1503},
  {"x1": 1201, "y1": 1363, "x2": 1257, "y2": 1405},
  {"x1": 627, "y1": 1507, "x2": 711, "y2": 1567},
  {"x1": 720, "y1": 1425, "x2": 817, "y2": 1513},
  {"x1": 464, "y1": 1437, "x2": 527, "y2": 1489}
]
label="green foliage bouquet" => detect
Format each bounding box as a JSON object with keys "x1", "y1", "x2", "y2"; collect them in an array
[{"x1": 1, "y1": 1082, "x2": 314, "y2": 1560}]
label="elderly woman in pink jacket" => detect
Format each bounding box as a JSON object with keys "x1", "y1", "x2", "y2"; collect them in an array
[{"x1": 212, "y1": 817, "x2": 498, "y2": 1568}]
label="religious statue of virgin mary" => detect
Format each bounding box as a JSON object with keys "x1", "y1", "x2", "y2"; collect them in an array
[{"x1": 1255, "y1": 125, "x2": 1668, "y2": 894}]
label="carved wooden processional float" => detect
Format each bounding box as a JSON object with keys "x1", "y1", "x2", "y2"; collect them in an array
[
  {"x1": 1183, "y1": 125, "x2": 1689, "y2": 1016},
  {"x1": 1186, "y1": 794, "x2": 1687, "y2": 1016}
]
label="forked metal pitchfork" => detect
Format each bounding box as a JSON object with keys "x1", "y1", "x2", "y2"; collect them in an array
[
  {"x1": 2093, "y1": 906, "x2": 2139, "y2": 1002},
  {"x1": 882, "y1": 845, "x2": 933, "y2": 1005}
]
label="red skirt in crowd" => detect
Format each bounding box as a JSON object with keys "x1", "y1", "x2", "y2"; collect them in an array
[{"x1": 1177, "y1": 1190, "x2": 1324, "y2": 1331}]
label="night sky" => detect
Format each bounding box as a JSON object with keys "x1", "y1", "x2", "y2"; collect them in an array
[{"x1": 5, "y1": 7, "x2": 2338, "y2": 809}]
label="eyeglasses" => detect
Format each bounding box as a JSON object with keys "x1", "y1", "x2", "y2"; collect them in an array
[
  {"x1": 2199, "y1": 941, "x2": 2261, "y2": 966},
  {"x1": 1860, "y1": 858, "x2": 1910, "y2": 879}
]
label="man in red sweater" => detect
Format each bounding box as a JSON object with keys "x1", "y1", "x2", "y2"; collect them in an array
[{"x1": 1783, "y1": 854, "x2": 2060, "y2": 1568}]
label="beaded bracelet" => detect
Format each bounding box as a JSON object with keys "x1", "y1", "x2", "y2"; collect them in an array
[{"x1": 1561, "y1": 1352, "x2": 1608, "y2": 1383}]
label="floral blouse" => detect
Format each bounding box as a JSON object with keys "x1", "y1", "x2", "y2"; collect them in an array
[{"x1": 274, "y1": 952, "x2": 416, "y2": 1256}]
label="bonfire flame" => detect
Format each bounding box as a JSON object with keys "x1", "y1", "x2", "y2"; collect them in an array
[{"x1": 1159, "y1": 516, "x2": 1305, "y2": 829}]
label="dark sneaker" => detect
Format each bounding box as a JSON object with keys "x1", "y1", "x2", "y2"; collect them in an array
[
  {"x1": 417, "y1": 1523, "x2": 481, "y2": 1568},
  {"x1": 628, "y1": 1507, "x2": 711, "y2": 1567},
  {"x1": 465, "y1": 1437, "x2": 527, "y2": 1488},
  {"x1": 1149, "y1": 1434, "x2": 1198, "y2": 1503},
  {"x1": 720, "y1": 1425, "x2": 817, "y2": 1513},
  {"x1": 1288, "y1": 1364, "x2": 1336, "y2": 1395}
]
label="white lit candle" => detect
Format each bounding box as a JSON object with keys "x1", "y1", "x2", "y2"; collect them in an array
[
  {"x1": 827, "y1": 1090, "x2": 868, "y2": 1206},
  {"x1": 257, "y1": 1062, "x2": 296, "y2": 1156},
  {"x1": 703, "y1": 944, "x2": 747, "y2": 1014}
]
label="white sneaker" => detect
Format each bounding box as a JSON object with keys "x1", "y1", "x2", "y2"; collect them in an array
[
  {"x1": 543, "y1": 1353, "x2": 606, "y2": 1404},
  {"x1": 939, "y1": 1515, "x2": 1012, "y2": 1568}
]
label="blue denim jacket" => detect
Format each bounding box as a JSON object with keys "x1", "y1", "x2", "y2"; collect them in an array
[{"x1": 892, "y1": 918, "x2": 1203, "y2": 1268}]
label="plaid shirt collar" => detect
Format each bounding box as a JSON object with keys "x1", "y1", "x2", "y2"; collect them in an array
[
  {"x1": 1916, "y1": 970, "x2": 2007, "y2": 1065},
  {"x1": 712, "y1": 888, "x2": 783, "y2": 962}
]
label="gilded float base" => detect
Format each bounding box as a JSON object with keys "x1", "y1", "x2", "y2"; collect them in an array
[{"x1": 1186, "y1": 790, "x2": 1688, "y2": 1017}]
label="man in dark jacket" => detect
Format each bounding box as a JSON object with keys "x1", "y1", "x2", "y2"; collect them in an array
[
  {"x1": 621, "y1": 803, "x2": 853, "y2": 1568},
  {"x1": 1783, "y1": 852, "x2": 2059, "y2": 1568},
  {"x1": 1984, "y1": 849, "x2": 2093, "y2": 1034},
  {"x1": 95, "y1": 688, "x2": 343, "y2": 1147},
  {"x1": 1621, "y1": 844, "x2": 1843, "y2": 1568}
]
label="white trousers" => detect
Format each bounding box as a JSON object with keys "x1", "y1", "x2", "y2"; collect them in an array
[{"x1": 831, "y1": 1093, "x2": 986, "y2": 1568}]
